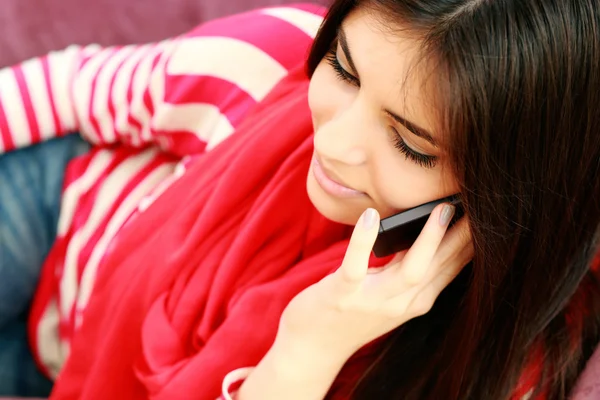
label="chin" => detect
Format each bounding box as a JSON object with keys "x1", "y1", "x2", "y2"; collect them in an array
[{"x1": 306, "y1": 168, "x2": 364, "y2": 226}]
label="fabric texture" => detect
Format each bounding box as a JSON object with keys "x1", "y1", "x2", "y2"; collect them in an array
[
  {"x1": 0, "y1": 3, "x2": 597, "y2": 399},
  {"x1": 0, "y1": 135, "x2": 89, "y2": 396},
  {"x1": 0, "y1": 5, "x2": 325, "y2": 378},
  {"x1": 0, "y1": 135, "x2": 88, "y2": 327},
  {"x1": 46, "y1": 63, "x2": 356, "y2": 399},
  {"x1": 0, "y1": 318, "x2": 52, "y2": 397},
  {"x1": 39, "y1": 62, "x2": 534, "y2": 400}
]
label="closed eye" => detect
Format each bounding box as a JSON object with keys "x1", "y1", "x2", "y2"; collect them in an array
[
  {"x1": 325, "y1": 49, "x2": 359, "y2": 87},
  {"x1": 324, "y1": 43, "x2": 438, "y2": 169}
]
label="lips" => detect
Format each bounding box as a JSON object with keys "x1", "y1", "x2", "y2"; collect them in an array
[{"x1": 312, "y1": 156, "x2": 365, "y2": 198}]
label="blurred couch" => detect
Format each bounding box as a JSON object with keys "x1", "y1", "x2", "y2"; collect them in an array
[{"x1": 0, "y1": 0, "x2": 328, "y2": 67}]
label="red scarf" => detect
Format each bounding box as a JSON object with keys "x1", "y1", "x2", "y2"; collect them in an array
[
  {"x1": 47, "y1": 65, "x2": 372, "y2": 399},
  {"x1": 44, "y1": 60, "x2": 592, "y2": 399}
]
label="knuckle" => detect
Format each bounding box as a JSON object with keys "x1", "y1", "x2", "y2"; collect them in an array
[
  {"x1": 403, "y1": 269, "x2": 426, "y2": 286},
  {"x1": 381, "y1": 294, "x2": 410, "y2": 318},
  {"x1": 411, "y1": 298, "x2": 434, "y2": 317},
  {"x1": 335, "y1": 297, "x2": 358, "y2": 312},
  {"x1": 338, "y1": 268, "x2": 360, "y2": 286}
]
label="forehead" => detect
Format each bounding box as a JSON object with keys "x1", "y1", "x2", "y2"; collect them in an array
[{"x1": 340, "y1": 8, "x2": 441, "y2": 134}]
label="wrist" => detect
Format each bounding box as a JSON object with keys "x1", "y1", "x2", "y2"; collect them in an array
[
  {"x1": 237, "y1": 333, "x2": 351, "y2": 400},
  {"x1": 276, "y1": 321, "x2": 362, "y2": 361},
  {"x1": 268, "y1": 331, "x2": 352, "y2": 379}
]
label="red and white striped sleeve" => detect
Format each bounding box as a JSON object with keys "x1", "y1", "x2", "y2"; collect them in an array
[
  {"x1": 0, "y1": 45, "x2": 86, "y2": 152},
  {"x1": 0, "y1": 4, "x2": 325, "y2": 157}
]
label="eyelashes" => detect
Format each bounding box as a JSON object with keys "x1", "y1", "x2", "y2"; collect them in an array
[
  {"x1": 325, "y1": 51, "x2": 359, "y2": 86},
  {"x1": 324, "y1": 49, "x2": 438, "y2": 169},
  {"x1": 389, "y1": 128, "x2": 438, "y2": 169}
]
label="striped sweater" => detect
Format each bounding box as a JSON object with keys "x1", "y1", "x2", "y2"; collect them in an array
[{"x1": 0, "y1": 4, "x2": 325, "y2": 382}]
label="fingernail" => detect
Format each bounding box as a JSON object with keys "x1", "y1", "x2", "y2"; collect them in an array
[
  {"x1": 362, "y1": 208, "x2": 377, "y2": 230},
  {"x1": 439, "y1": 205, "x2": 455, "y2": 226}
]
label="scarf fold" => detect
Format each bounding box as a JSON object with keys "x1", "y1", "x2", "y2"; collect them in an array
[
  {"x1": 48, "y1": 65, "x2": 367, "y2": 400},
  {"x1": 41, "y1": 60, "x2": 592, "y2": 400}
]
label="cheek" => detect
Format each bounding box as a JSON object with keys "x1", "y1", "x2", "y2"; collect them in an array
[
  {"x1": 369, "y1": 153, "x2": 458, "y2": 213},
  {"x1": 308, "y1": 62, "x2": 351, "y2": 128},
  {"x1": 308, "y1": 64, "x2": 331, "y2": 125}
]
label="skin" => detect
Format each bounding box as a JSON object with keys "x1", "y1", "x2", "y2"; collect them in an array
[
  {"x1": 239, "y1": 8, "x2": 474, "y2": 400},
  {"x1": 306, "y1": 7, "x2": 459, "y2": 225}
]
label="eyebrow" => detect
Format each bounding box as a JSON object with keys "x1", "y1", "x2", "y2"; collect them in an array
[
  {"x1": 385, "y1": 111, "x2": 438, "y2": 147},
  {"x1": 338, "y1": 27, "x2": 438, "y2": 148},
  {"x1": 338, "y1": 28, "x2": 360, "y2": 78}
]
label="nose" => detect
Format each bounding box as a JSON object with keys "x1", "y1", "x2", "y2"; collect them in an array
[{"x1": 313, "y1": 98, "x2": 369, "y2": 166}]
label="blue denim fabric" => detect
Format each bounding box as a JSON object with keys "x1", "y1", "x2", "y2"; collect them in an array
[{"x1": 0, "y1": 134, "x2": 90, "y2": 396}]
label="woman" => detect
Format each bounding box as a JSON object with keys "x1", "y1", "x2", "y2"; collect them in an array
[{"x1": 0, "y1": 0, "x2": 598, "y2": 399}]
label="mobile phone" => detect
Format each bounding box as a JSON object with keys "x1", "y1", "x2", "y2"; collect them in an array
[{"x1": 372, "y1": 195, "x2": 462, "y2": 258}]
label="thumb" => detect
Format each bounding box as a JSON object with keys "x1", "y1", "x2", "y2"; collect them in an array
[{"x1": 336, "y1": 208, "x2": 380, "y2": 291}]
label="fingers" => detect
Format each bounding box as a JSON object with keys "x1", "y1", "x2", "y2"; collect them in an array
[
  {"x1": 336, "y1": 208, "x2": 380, "y2": 291},
  {"x1": 409, "y1": 217, "x2": 473, "y2": 311},
  {"x1": 413, "y1": 240, "x2": 473, "y2": 313},
  {"x1": 423, "y1": 217, "x2": 473, "y2": 282},
  {"x1": 438, "y1": 216, "x2": 473, "y2": 258},
  {"x1": 393, "y1": 203, "x2": 456, "y2": 285},
  {"x1": 384, "y1": 215, "x2": 473, "y2": 319}
]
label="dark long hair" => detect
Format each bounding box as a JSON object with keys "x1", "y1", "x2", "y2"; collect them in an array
[{"x1": 307, "y1": 1, "x2": 600, "y2": 399}]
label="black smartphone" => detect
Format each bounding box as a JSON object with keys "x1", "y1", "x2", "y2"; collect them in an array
[{"x1": 372, "y1": 195, "x2": 463, "y2": 258}]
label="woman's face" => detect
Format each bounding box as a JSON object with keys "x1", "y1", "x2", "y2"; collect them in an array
[{"x1": 307, "y1": 7, "x2": 459, "y2": 225}]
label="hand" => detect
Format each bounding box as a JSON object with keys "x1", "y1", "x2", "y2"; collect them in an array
[{"x1": 277, "y1": 204, "x2": 474, "y2": 359}]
